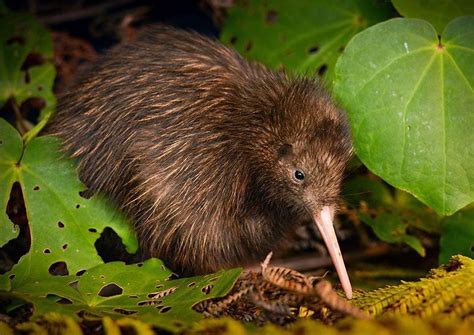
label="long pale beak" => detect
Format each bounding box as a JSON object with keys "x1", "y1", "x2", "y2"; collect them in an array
[{"x1": 314, "y1": 206, "x2": 352, "y2": 299}]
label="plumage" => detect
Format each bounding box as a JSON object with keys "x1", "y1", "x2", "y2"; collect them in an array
[{"x1": 47, "y1": 27, "x2": 352, "y2": 293}]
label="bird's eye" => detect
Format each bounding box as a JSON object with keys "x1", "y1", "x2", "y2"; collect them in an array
[{"x1": 293, "y1": 169, "x2": 305, "y2": 181}]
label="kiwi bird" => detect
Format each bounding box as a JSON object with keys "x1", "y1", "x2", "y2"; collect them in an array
[{"x1": 47, "y1": 26, "x2": 354, "y2": 298}]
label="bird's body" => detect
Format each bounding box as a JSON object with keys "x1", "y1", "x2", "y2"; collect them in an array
[{"x1": 47, "y1": 27, "x2": 353, "y2": 297}]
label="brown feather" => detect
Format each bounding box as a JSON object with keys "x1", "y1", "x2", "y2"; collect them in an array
[{"x1": 46, "y1": 26, "x2": 352, "y2": 275}]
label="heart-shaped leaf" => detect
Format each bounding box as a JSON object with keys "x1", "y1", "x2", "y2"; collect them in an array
[
  {"x1": 392, "y1": 0, "x2": 474, "y2": 33},
  {"x1": 220, "y1": 0, "x2": 393, "y2": 86},
  {"x1": 334, "y1": 17, "x2": 474, "y2": 215}
]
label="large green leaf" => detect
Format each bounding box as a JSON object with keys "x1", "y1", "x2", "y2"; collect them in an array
[
  {"x1": 0, "y1": 12, "x2": 56, "y2": 141},
  {"x1": 439, "y1": 205, "x2": 474, "y2": 263},
  {"x1": 0, "y1": 118, "x2": 22, "y2": 246},
  {"x1": 393, "y1": 0, "x2": 474, "y2": 33},
  {"x1": 334, "y1": 17, "x2": 474, "y2": 215},
  {"x1": 4, "y1": 259, "x2": 241, "y2": 333},
  {"x1": 0, "y1": 119, "x2": 241, "y2": 332},
  {"x1": 343, "y1": 176, "x2": 441, "y2": 256},
  {"x1": 220, "y1": 0, "x2": 393, "y2": 86},
  {"x1": 0, "y1": 119, "x2": 138, "y2": 286}
]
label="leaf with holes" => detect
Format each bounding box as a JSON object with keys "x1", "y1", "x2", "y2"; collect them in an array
[
  {"x1": 0, "y1": 118, "x2": 22, "y2": 247},
  {"x1": 343, "y1": 176, "x2": 441, "y2": 256},
  {"x1": 392, "y1": 0, "x2": 474, "y2": 33},
  {"x1": 439, "y1": 205, "x2": 474, "y2": 263},
  {"x1": 334, "y1": 17, "x2": 474, "y2": 215},
  {"x1": 0, "y1": 120, "x2": 241, "y2": 332},
  {"x1": 220, "y1": 0, "x2": 393, "y2": 86},
  {"x1": 0, "y1": 11, "x2": 56, "y2": 141},
  {"x1": 2, "y1": 259, "x2": 241, "y2": 333},
  {"x1": 0, "y1": 119, "x2": 138, "y2": 287}
]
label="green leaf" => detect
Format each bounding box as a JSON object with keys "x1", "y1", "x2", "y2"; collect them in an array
[
  {"x1": 360, "y1": 212, "x2": 425, "y2": 256},
  {"x1": 4, "y1": 259, "x2": 241, "y2": 333},
  {"x1": 0, "y1": 120, "x2": 21, "y2": 246},
  {"x1": 392, "y1": 0, "x2": 474, "y2": 33},
  {"x1": 0, "y1": 119, "x2": 242, "y2": 332},
  {"x1": 343, "y1": 176, "x2": 441, "y2": 256},
  {"x1": 0, "y1": 12, "x2": 56, "y2": 140},
  {"x1": 334, "y1": 17, "x2": 474, "y2": 215},
  {"x1": 439, "y1": 205, "x2": 474, "y2": 263},
  {"x1": 220, "y1": 0, "x2": 393, "y2": 86},
  {"x1": 0, "y1": 119, "x2": 138, "y2": 285}
]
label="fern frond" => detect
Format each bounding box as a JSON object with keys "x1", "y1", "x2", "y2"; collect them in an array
[{"x1": 352, "y1": 255, "x2": 474, "y2": 319}]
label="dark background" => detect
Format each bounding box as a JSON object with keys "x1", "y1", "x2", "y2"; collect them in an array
[{"x1": 6, "y1": 0, "x2": 221, "y2": 51}]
